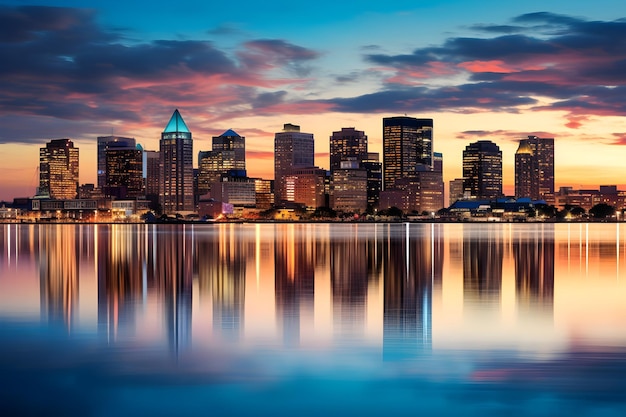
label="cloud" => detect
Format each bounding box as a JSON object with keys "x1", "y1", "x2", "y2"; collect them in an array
[
  {"x1": 349, "y1": 12, "x2": 626, "y2": 124},
  {"x1": 239, "y1": 39, "x2": 320, "y2": 76},
  {"x1": 456, "y1": 130, "x2": 555, "y2": 141},
  {"x1": 610, "y1": 133, "x2": 626, "y2": 145}
]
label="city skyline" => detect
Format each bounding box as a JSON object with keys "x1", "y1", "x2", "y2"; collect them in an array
[{"x1": 2, "y1": 2, "x2": 626, "y2": 200}]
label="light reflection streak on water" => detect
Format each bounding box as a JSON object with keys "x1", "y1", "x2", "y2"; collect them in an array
[{"x1": 0, "y1": 223, "x2": 626, "y2": 415}]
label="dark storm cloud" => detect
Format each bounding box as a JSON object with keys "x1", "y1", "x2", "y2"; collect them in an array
[{"x1": 348, "y1": 12, "x2": 626, "y2": 120}]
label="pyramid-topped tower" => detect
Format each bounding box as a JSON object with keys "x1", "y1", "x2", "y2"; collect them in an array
[
  {"x1": 159, "y1": 109, "x2": 194, "y2": 213},
  {"x1": 164, "y1": 109, "x2": 190, "y2": 133}
]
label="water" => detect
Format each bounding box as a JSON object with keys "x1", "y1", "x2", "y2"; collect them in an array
[{"x1": 1, "y1": 222, "x2": 626, "y2": 416}]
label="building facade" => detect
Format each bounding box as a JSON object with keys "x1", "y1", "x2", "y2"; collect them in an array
[
  {"x1": 104, "y1": 140, "x2": 144, "y2": 198},
  {"x1": 382, "y1": 117, "x2": 433, "y2": 190},
  {"x1": 274, "y1": 124, "x2": 315, "y2": 205},
  {"x1": 284, "y1": 167, "x2": 326, "y2": 209},
  {"x1": 39, "y1": 139, "x2": 79, "y2": 200},
  {"x1": 331, "y1": 160, "x2": 368, "y2": 213},
  {"x1": 514, "y1": 136, "x2": 555, "y2": 203},
  {"x1": 329, "y1": 128, "x2": 368, "y2": 172},
  {"x1": 97, "y1": 136, "x2": 136, "y2": 190},
  {"x1": 463, "y1": 140, "x2": 502, "y2": 200},
  {"x1": 159, "y1": 109, "x2": 194, "y2": 213}
]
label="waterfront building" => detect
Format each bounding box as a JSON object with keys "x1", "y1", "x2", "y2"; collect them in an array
[
  {"x1": 284, "y1": 167, "x2": 326, "y2": 210},
  {"x1": 97, "y1": 136, "x2": 136, "y2": 190},
  {"x1": 212, "y1": 129, "x2": 246, "y2": 171},
  {"x1": 144, "y1": 150, "x2": 160, "y2": 208},
  {"x1": 362, "y1": 153, "x2": 382, "y2": 209},
  {"x1": 210, "y1": 175, "x2": 257, "y2": 209},
  {"x1": 159, "y1": 109, "x2": 194, "y2": 214},
  {"x1": 198, "y1": 129, "x2": 247, "y2": 198},
  {"x1": 382, "y1": 117, "x2": 433, "y2": 190},
  {"x1": 331, "y1": 160, "x2": 368, "y2": 213},
  {"x1": 462, "y1": 140, "x2": 502, "y2": 200},
  {"x1": 104, "y1": 140, "x2": 144, "y2": 198},
  {"x1": 274, "y1": 124, "x2": 315, "y2": 205},
  {"x1": 39, "y1": 139, "x2": 79, "y2": 200},
  {"x1": 514, "y1": 136, "x2": 555, "y2": 203},
  {"x1": 329, "y1": 128, "x2": 368, "y2": 172},
  {"x1": 254, "y1": 179, "x2": 274, "y2": 210},
  {"x1": 449, "y1": 178, "x2": 465, "y2": 205}
]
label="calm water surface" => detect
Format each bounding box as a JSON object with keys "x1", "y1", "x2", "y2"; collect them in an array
[{"x1": 1, "y1": 223, "x2": 626, "y2": 416}]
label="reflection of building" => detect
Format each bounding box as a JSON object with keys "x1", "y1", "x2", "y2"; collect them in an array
[
  {"x1": 159, "y1": 110, "x2": 194, "y2": 213},
  {"x1": 463, "y1": 226, "x2": 503, "y2": 307},
  {"x1": 274, "y1": 124, "x2": 315, "y2": 205},
  {"x1": 330, "y1": 234, "x2": 370, "y2": 336},
  {"x1": 97, "y1": 224, "x2": 146, "y2": 341},
  {"x1": 39, "y1": 225, "x2": 79, "y2": 330},
  {"x1": 196, "y1": 225, "x2": 247, "y2": 341},
  {"x1": 154, "y1": 225, "x2": 193, "y2": 356},
  {"x1": 463, "y1": 140, "x2": 502, "y2": 200},
  {"x1": 512, "y1": 225, "x2": 554, "y2": 315},
  {"x1": 39, "y1": 139, "x2": 79, "y2": 199},
  {"x1": 383, "y1": 224, "x2": 435, "y2": 360},
  {"x1": 274, "y1": 225, "x2": 315, "y2": 345}
]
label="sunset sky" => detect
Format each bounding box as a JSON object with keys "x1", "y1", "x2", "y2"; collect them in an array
[{"x1": 2, "y1": 1, "x2": 626, "y2": 201}]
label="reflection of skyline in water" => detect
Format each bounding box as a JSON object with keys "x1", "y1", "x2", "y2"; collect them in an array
[
  {"x1": 274, "y1": 224, "x2": 315, "y2": 346},
  {"x1": 383, "y1": 224, "x2": 436, "y2": 359},
  {"x1": 1, "y1": 223, "x2": 626, "y2": 351}
]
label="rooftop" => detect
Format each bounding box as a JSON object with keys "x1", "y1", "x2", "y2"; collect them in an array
[{"x1": 163, "y1": 109, "x2": 190, "y2": 133}]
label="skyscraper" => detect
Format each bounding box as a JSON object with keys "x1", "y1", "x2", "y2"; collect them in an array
[
  {"x1": 39, "y1": 139, "x2": 79, "y2": 199},
  {"x1": 212, "y1": 129, "x2": 246, "y2": 172},
  {"x1": 104, "y1": 140, "x2": 144, "y2": 198},
  {"x1": 145, "y1": 150, "x2": 160, "y2": 208},
  {"x1": 197, "y1": 129, "x2": 246, "y2": 197},
  {"x1": 97, "y1": 136, "x2": 136, "y2": 190},
  {"x1": 382, "y1": 117, "x2": 433, "y2": 190},
  {"x1": 329, "y1": 127, "x2": 368, "y2": 172},
  {"x1": 159, "y1": 109, "x2": 194, "y2": 213},
  {"x1": 274, "y1": 123, "x2": 315, "y2": 205},
  {"x1": 514, "y1": 136, "x2": 555, "y2": 203},
  {"x1": 463, "y1": 140, "x2": 502, "y2": 200}
]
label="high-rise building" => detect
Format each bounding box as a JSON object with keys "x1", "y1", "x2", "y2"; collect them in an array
[
  {"x1": 39, "y1": 139, "x2": 79, "y2": 199},
  {"x1": 159, "y1": 109, "x2": 194, "y2": 213},
  {"x1": 329, "y1": 128, "x2": 368, "y2": 172},
  {"x1": 382, "y1": 117, "x2": 433, "y2": 190},
  {"x1": 145, "y1": 150, "x2": 160, "y2": 208},
  {"x1": 97, "y1": 136, "x2": 136, "y2": 190},
  {"x1": 514, "y1": 136, "x2": 555, "y2": 203},
  {"x1": 104, "y1": 141, "x2": 144, "y2": 199},
  {"x1": 274, "y1": 123, "x2": 315, "y2": 205},
  {"x1": 197, "y1": 129, "x2": 246, "y2": 198},
  {"x1": 362, "y1": 152, "x2": 382, "y2": 209},
  {"x1": 462, "y1": 140, "x2": 502, "y2": 200},
  {"x1": 212, "y1": 129, "x2": 246, "y2": 172},
  {"x1": 331, "y1": 160, "x2": 368, "y2": 213}
]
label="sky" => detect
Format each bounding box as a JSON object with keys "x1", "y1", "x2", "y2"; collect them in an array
[{"x1": 2, "y1": 1, "x2": 626, "y2": 201}]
